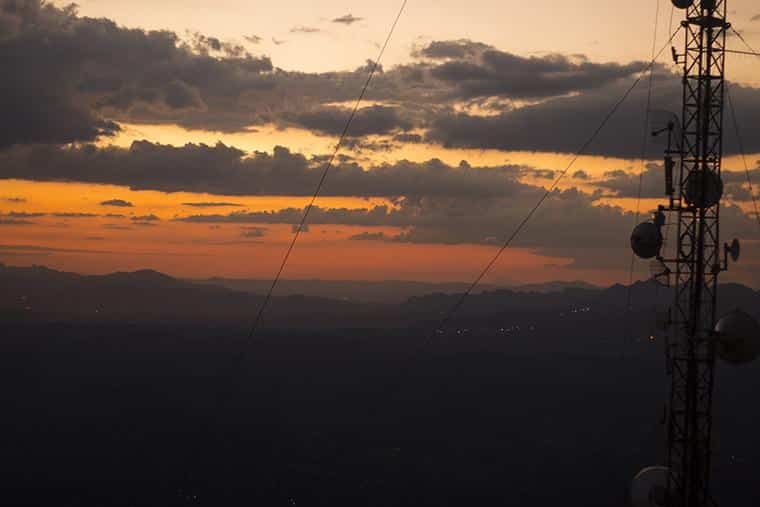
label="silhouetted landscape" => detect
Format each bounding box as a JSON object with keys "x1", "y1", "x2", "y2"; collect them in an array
[
  {"x1": 2, "y1": 1, "x2": 759, "y2": 505},
  {"x1": 2, "y1": 263, "x2": 758, "y2": 506}
]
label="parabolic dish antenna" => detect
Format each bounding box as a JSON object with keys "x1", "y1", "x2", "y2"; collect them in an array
[
  {"x1": 631, "y1": 466, "x2": 670, "y2": 507},
  {"x1": 671, "y1": 0, "x2": 694, "y2": 9},
  {"x1": 714, "y1": 310, "x2": 760, "y2": 364},
  {"x1": 684, "y1": 170, "x2": 723, "y2": 208},
  {"x1": 631, "y1": 222, "x2": 664, "y2": 259}
]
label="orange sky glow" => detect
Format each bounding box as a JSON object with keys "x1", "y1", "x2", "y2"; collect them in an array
[{"x1": 3, "y1": 1, "x2": 760, "y2": 287}]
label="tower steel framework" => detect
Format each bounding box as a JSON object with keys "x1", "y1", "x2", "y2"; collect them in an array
[{"x1": 660, "y1": 1, "x2": 729, "y2": 505}]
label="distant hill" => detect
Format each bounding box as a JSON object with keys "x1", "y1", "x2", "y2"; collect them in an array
[
  {"x1": 0, "y1": 263, "x2": 363, "y2": 328},
  {"x1": 512, "y1": 280, "x2": 600, "y2": 293},
  {"x1": 191, "y1": 277, "x2": 599, "y2": 303},
  {"x1": 0, "y1": 263, "x2": 757, "y2": 335},
  {"x1": 191, "y1": 277, "x2": 501, "y2": 304}
]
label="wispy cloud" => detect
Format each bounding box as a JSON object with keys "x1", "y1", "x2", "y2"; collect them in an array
[
  {"x1": 131, "y1": 214, "x2": 161, "y2": 222},
  {"x1": 332, "y1": 14, "x2": 363, "y2": 25},
  {"x1": 0, "y1": 219, "x2": 33, "y2": 226},
  {"x1": 182, "y1": 202, "x2": 243, "y2": 208},
  {"x1": 100, "y1": 199, "x2": 134, "y2": 207},
  {"x1": 241, "y1": 226, "x2": 267, "y2": 238},
  {"x1": 290, "y1": 26, "x2": 321, "y2": 34}
]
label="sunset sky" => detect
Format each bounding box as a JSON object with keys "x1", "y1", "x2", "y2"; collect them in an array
[{"x1": 1, "y1": 0, "x2": 759, "y2": 286}]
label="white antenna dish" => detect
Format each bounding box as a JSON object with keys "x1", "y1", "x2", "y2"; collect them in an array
[
  {"x1": 714, "y1": 310, "x2": 760, "y2": 364},
  {"x1": 631, "y1": 466, "x2": 670, "y2": 507}
]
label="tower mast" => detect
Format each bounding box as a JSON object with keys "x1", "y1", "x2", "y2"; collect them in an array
[
  {"x1": 665, "y1": 1, "x2": 728, "y2": 505},
  {"x1": 628, "y1": 1, "x2": 760, "y2": 506}
]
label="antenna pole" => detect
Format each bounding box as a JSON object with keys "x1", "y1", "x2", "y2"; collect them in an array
[{"x1": 665, "y1": 1, "x2": 728, "y2": 505}]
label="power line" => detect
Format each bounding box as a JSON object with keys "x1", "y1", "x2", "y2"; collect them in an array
[
  {"x1": 624, "y1": 0, "x2": 662, "y2": 357},
  {"x1": 730, "y1": 27, "x2": 760, "y2": 57},
  {"x1": 246, "y1": 0, "x2": 409, "y2": 340},
  {"x1": 726, "y1": 85, "x2": 760, "y2": 229},
  {"x1": 725, "y1": 49, "x2": 760, "y2": 57},
  {"x1": 427, "y1": 27, "x2": 682, "y2": 339},
  {"x1": 726, "y1": 27, "x2": 760, "y2": 229}
]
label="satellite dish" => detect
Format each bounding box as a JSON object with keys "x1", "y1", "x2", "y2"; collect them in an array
[
  {"x1": 727, "y1": 238, "x2": 741, "y2": 262},
  {"x1": 631, "y1": 466, "x2": 670, "y2": 507},
  {"x1": 671, "y1": 0, "x2": 694, "y2": 9},
  {"x1": 631, "y1": 222, "x2": 664, "y2": 259},
  {"x1": 684, "y1": 170, "x2": 723, "y2": 208},
  {"x1": 714, "y1": 310, "x2": 760, "y2": 364}
]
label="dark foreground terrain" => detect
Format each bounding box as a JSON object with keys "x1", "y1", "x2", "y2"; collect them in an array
[{"x1": 1, "y1": 265, "x2": 758, "y2": 506}]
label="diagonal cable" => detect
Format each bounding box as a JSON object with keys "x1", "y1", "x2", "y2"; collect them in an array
[
  {"x1": 428, "y1": 27, "x2": 682, "y2": 340},
  {"x1": 624, "y1": 0, "x2": 662, "y2": 356},
  {"x1": 726, "y1": 85, "x2": 760, "y2": 229},
  {"x1": 247, "y1": 0, "x2": 408, "y2": 340},
  {"x1": 730, "y1": 27, "x2": 760, "y2": 57}
]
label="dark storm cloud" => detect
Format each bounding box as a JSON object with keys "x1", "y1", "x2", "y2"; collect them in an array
[
  {"x1": 132, "y1": 214, "x2": 160, "y2": 222},
  {"x1": 0, "y1": 0, "x2": 272, "y2": 144},
  {"x1": 425, "y1": 77, "x2": 760, "y2": 157},
  {"x1": 425, "y1": 45, "x2": 644, "y2": 100},
  {"x1": 332, "y1": 14, "x2": 363, "y2": 25},
  {"x1": 393, "y1": 133, "x2": 423, "y2": 143},
  {"x1": 175, "y1": 187, "x2": 760, "y2": 271},
  {"x1": 4, "y1": 3, "x2": 760, "y2": 160},
  {"x1": 100, "y1": 199, "x2": 134, "y2": 207},
  {"x1": 163, "y1": 80, "x2": 206, "y2": 110},
  {"x1": 172, "y1": 188, "x2": 643, "y2": 271},
  {"x1": 413, "y1": 40, "x2": 492, "y2": 60},
  {"x1": 573, "y1": 170, "x2": 591, "y2": 180},
  {"x1": 0, "y1": 142, "x2": 539, "y2": 198},
  {"x1": 293, "y1": 105, "x2": 412, "y2": 137},
  {"x1": 189, "y1": 32, "x2": 246, "y2": 57},
  {"x1": 595, "y1": 162, "x2": 760, "y2": 201}
]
